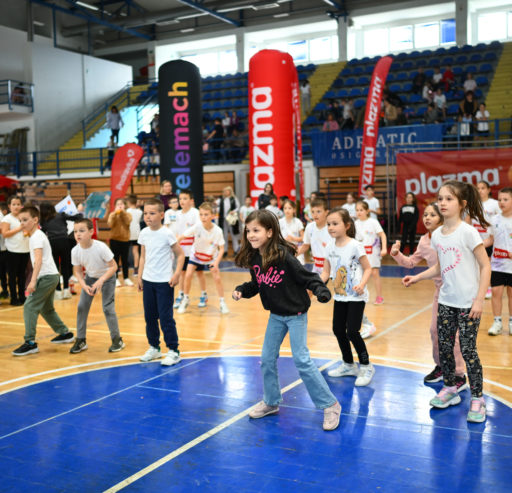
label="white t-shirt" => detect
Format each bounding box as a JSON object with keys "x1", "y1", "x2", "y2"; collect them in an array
[
  {"x1": 279, "y1": 217, "x2": 304, "y2": 243},
  {"x1": 489, "y1": 214, "x2": 512, "y2": 274},
  {"x1": 29, "y1": 229, "x2": 58, "y2": 278},
  {"x1": 184, "y1": 222, "x2": 225, "y2": 265},
  {"x1": 72, "y1": 240, "x2": 114, "y2": 279},
  {"x1": 138, "y1": 226, "x2": 177, "y2": 282},
  {"x1": 164, "y1": 208, "x2": 180, "y2": 233},
  {"x1": 475, "y1": 110, "x2": 490, "y2": 132},
  {"x1": 431, "y1": 222, "x2": 483, "y2": 309},
  {"x1": 355, "y1": 218, "x2": 383, "y2": 268},
  {"x1": 265, "y1": 205, "x2": 284, "y2": 218},
  {"x1": 239, "y1": 205, "x2": 255, "y2": 222},
  {"x1": 471, "y1": 198, "x2": 500, "y2": 240},
  {"x1": 1, "y1": 213, "x2": 29, "y2": 253},
  {"x1": 325, "y1": 239, "x2": 369, "y2": 303},
  {"x1": 342, "y1": 202, "x2": 357, "y2": 219},
  {"x1": 363, "y1": 197, "x2": 380, "y2": 220},
  {"x1": 126, "y1": 207, "x2": 143, "y2": 241},
  {"x1": 303, "y1": 222, "x2": 332, "y2": 273},
  {"x1": 174, "y1": 208, "x2": 200, "y2": 256}
]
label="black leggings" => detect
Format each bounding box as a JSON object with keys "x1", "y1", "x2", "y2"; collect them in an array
[
  {"x1": 50, "y1": 237, "x2": 72, "y2": 290},
  {"x1": 7, "y1": 251, "x2": 29, "y2": 302},
  {"x1": 332, "y1": 300, "x2": 369, "y2": 365},
  {"x1": 0, "y1": 250, "x2": 8, "y2": 292},
  {"x1": 400, "y1": 223, "x2": 416, "y2": 254},
  {"x1": 110, "y1": 239, "x2": 130, "y2": 279}
]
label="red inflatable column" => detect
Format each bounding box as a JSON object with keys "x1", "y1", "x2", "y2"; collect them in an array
[{"x1": 249, "y1": 50, "x2": 297, "y2": 206}]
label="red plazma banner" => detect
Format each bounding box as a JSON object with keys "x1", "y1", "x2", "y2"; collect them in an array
[
  {"x1": 110, "y1": 143, "x2": 144, "y2": 208},
  {"x1": 359, "y1": 56, "x2": 393, "y2": 196},
  {"x1": 396, "y1": 148, "x2": 512, "y2": 232}
]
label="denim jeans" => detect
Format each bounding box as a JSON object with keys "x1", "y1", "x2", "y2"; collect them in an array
[{"x1": 261, "y1": 312, "x2": 336, "y2": 409}]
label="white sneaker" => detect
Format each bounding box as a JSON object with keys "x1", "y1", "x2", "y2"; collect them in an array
[
  {"x1": 355, "y1": 363, "x2": 375, "y2": 386},
  {"x1": 177, "y1": 297, "x2": 189, "y2": 314},
  {"x1": 328, "y1": 362, "x2": 358, "y2": 377},
  {"x1": 116, "y1": 278, "x2": 121, "y2": 288},
  {"x1": 54, "y1": 290, "x2": 63, "y2": 300},
  {"x1": 509, "y1": 320, "x2": 512, "y2": 336},
  {"x1": 220, "y1": 300, "x2": 229, "y2": 314},
  {"x1": 62, "y1": 288, "x2": 72, "y2": 299},
  {"x1": 485, "y1": 287, "x2": 492, "y2": 299},
  {"x1": 124, "y1": 278, "x2": 134, "y2": 287},
  {"x1": 360, "y1": 322, "x2": 376, "y2": 339},
  {"x1": 488, "y1": 320, "x2": 503, "y2": 336},
  {"x1": 161, "y1": 349, "x2": 181, "y2": 366},
  {"x1": 173, "y1": 293, "x2": 183, "y2": 309},
  {"x1": 140, "y1": 346, "x2": 162, "y2": 362}
]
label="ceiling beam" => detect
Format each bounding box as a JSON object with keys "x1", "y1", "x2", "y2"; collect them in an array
[{"x1": 176, "y1": 0, "x2": 241, "y2": 27}]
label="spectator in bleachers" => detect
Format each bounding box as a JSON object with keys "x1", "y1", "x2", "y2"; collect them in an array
[
  {"x1": 384, "y1": 85, "x2": 402, "y2": 108},
  {"x1": 475, "y1": 103, "x2": 490, "y2": 143},
  {"x1": 301, "y1": 79, "x2": 311, "y2": 114},
  {"x1": 395, "y1": 106, "x2": 408, "y2": 126},
  {"x1": 322, "y1": 113, "x2": 340, "y2": 132},
  {"x1": 354, "y1": 103, "x2": 366, "y2": 129},
  {"x1": 222, "y1": 111, "x2": 231, "y2": 135},
  {"x1": 412, "y1": 67, "x2": 427, "y2": 95},
  {"x1": 441, "y1": 64, "x2": 455, "y2": 93},
  {"x1": 431, "y1": 66, "x2": 442, "y2": 90},
  {"x1": 12, "y1": 83, "x2": 26, "y2": 104},
  {"x1": 458, "y1": 90, "x2": 478, "y2": 118},
  {"x1": 106, "y1": 105, "x2": 123, "y2": 144},
  {"x1": 422, "y1": 80, "x2": 434, "y2": 103},
  {"x1": 228, "y1": 111, "x2": 239, "y2": 135},
  {"x1": 433, "y1": 88, "x2": 447, "y2": 121},
  {"x1": 258, "y1": 183, "x2": 274, "y2": 210},
  {"x1": 151, "y1": 113, "x2": 159, "y2": 133},
  {"x1": 206, "y1": 118, "x2": 225, "y2": 162},
  {"x1": 459, "y1": 112, "x2": 473, "y2": 146},
  {"x1": 158, "y1": 180, "x2": 175, "y2": 211},
  {"x1": 340, "y1": 98, "x2": 354, "y2": 129},
  {"x1": 149, "y1": 144, "x2": 160, "y2": 180},
  {"x1": 463, "y1": 73, "x2": 478, "y2": 94},
  {"x1": 383, "y1": 100, "x2": 398, "y2": 126},
  {"x1": 225, "y1": 128, "x2": 247, "y2": 163},
  {"x1": 423, "y1": 103, "x2": 440, "y2": 124}
]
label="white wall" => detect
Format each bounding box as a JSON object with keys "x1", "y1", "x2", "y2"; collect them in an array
[{"x1": 0, "y1": 26, "x2": 32, "y2": 81}]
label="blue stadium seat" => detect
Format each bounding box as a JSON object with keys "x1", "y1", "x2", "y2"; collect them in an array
[
  {"x1": 428, "y1": 58, "x2": 440, "y2": 67},
  {"x1": 441, "y1": 57, "x2": 454, "y2": 65},
  {"x1": 475, "y1": 88, "x2": 483, "y2": 99},
  {"x1": 396, "y1": 72, "x2": 408, "y2": 81},
  {"x1": 364, "y1": 65, "x2": 374, "y2": 74},
  {"x1": 455, "y1": 55, "x2": 468, "y2": 64},
  {"x1": 213, "y1": 91, "x2": 222, "y2": 99},
  {"x1": 479, "y1": 63, "x2": 492, "y2": 73},
  {"x1": 466, "y1": 64, "x2": 477, "y2": 73},
  {"x1": 349, "y1": 88, "x2": 362, "y2": 97},
  {"x1": 341, "y1": 67, "x2": 352, "y2": 76},
  {"x1": 402, "y1": 82, "x2": 412, "y2": 92},
  {"x1": 434, "y1": 47, "x2": 446, "y2": 55},
  {"x1": 222, "y1": 100, "x2": 231, "y2": 109},
  {"x1": 212, "y1": 101, "x2": 221, "y2": 109},
  {"x1": 396, "y1": 53, "x2": 408, "y2": 60},
  {"x1": 447, "y1": 104, "x2": 459, "y2": 115},
  {"x1": 315, "y1": 102, "x2": 327, "y2": 111},
  {"x1": 461, "y1": 44, "x2": 473, "y2": 52},
  {"x1": 387, "y1": 73, "x2": 396, "y2": 81},
  {"x1": 453, "y1": 66, "x2": 463, "y2": 75},
  {"x1": 416, "y1": 107, "x2": 427, "y2": 117},
  {"x1": 345, "y1": 77, "x2": 356, "y2": 86},
  {"x1": 469, "y1": 53, "x2": 483, "y2": 63},
  {"x1": 304, "y1": 115, "x2": 319, "y2": 125},
  {"x1": 425, "y1": 68, "x2": 434, "y2": 77},
  {"x1": 337, "y1": 89, "x2": 348, "y2": 98},
  {"x1": 223, "y1": 90, "x2": 233, "y2": 98},
  {"x1": 324, "y1": 90, "x2": 336, "y2": 99},
  {"x1": 390, "y1": 83, "x2": 402, "y2": 93},
  {"x1": 362, "y1": 87, "x2": 369, "y2": 96},
  {"x1": 354, "y1": 99, "x2": 365, "y2": 109},
  {"x1": 475, "y1": 76, "x2": 488, "y2": 86},
  {"x1": 358, "y1": 76, "x2": 370, "y2": 85},
  {"x1": 203, "y1": 93, "x2": 212, "y2": 100},
  {"x1": 483, "y1": 52, "x2": 497, "y2": 61},
  {"x1": 391, "y1": 62, "x2": 402, "y2": 70},
  {"x1": 402, "y1": 61, "x2": 414, "y2": 70},
  {"x1": 409, "y1": 94, "x2": 422, "y2": 104},
  {"x1": 353, "y1": 67, "x2": 364, "y2": 75},
  {"x1": 447, "y1": 46, "x2": 459, "y2": 54}
]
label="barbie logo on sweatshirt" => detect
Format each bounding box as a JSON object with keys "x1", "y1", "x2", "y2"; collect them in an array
[{"x1": 253, "y1": 265, "x2": 285, "y2": 288}]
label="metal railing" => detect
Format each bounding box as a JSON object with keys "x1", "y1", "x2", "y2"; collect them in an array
[{"x1": 0, "y1": 80, "x2": 34, "y2": 112}]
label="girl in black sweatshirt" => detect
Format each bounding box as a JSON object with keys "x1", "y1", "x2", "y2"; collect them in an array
[
  {"x1": 399, "y1": 192, "x2": 419, "y2": 254},
  {"x1": 233, "y1": 210, "x2": 341, "y2": 431}
]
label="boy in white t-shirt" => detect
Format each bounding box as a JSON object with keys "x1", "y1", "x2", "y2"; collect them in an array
[
  {"x1": 177, "y1": 202, "x2": 228, "y2": 314},
  {"x1": 485, "y1": 187, "x2": 512, "y2": 336},
  {"x1": 363, "y1": 185, "x2": 381, "y2": 220},
  {"x1": 126, "y1": 195, "x2": 143, "y2": 277},
  {"x1": 163, "y1": 195, "x2": 180, "y2": 234},
  {"x1": 265, "y1": 195, "x2": 284, "y2": 219},
  {"x1": 298, "y1": 198, "x2": 332, "y2": 274},
  {"x1": 239, "y1": 196, "x2": 256, "y2": 225},
  {"x1": 71, "y1": 218, "x2": 124, "y2": 354},
  {"x1": 138, "y1": 198, "x2": 185, "y2": 366},
  {"x1": 12, "y1": 206, "x2": 74, "y2": 356}
]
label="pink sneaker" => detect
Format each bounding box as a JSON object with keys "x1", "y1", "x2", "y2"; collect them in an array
[{"x1": 374, "y1": 296, "x2": 384, "y2": 305}]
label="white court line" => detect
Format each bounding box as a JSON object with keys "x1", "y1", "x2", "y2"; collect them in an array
[{"x1": 103, "y1": 360, "x2": 336, "y2": 493}]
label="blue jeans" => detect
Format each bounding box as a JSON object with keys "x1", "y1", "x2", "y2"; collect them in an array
[
  {"x1": 261, "y1": 313, "x2": 336, "y2": 409},
  {"x1": 143, "y1": 280, "x2": 178, "y2": 351}
]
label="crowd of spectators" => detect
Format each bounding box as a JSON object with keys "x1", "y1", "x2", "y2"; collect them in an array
[{"x1": 202, "y1": 111, "x2": 248, "y2": 163}]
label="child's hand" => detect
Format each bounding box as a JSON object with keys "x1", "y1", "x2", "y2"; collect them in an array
[
  {"x1": 169, "y1": 273, "x2": 180, "y2": 287},
  {"x1": 402, "y1": 275, "x2": 417, "y2": 287},
  {"x1": 91, "y1": 280, "x2": 103, "y2": 294},
  {"x1": 353, "y1": 283, "x2": 364, "y2": 295},
  {"x1": 232, "y1": 290, "x2": 242, "y2": 301},
  {"x1": 390, "y1": 240, "x2": 400, "y2": 256},
  {"x1": 314, "y1": 285, "x2": 331, "y2": 303},
  {"x1": 209, "y1": 263, "x2": 220, "y2": 273},
  {"x1": 380, "y1": 247, "x2": 387, "y2": 257},
  {"x1": 469, "y1": 299, "x2": 483, "y2": 319},
  {"x1": 84, "y1": 284, "x2": 95, "y2": 296},
  {"x1": 137, "y1": 277, "x2": 143, "y2": 291},
  {"x1": 26, "y1": 281, "x2": 36, "y2": 295}
]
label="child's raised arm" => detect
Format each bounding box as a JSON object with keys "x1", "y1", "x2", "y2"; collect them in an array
[
  {"x1": 390, "y1": 239, "x2": 425, "y2": 268},
  {"x1": 403, "y1": 262, "x2": 441, "y2": 287}
]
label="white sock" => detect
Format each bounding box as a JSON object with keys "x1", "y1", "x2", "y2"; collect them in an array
[
  {"x1": 495, "y1": 316, "x2": 502, "y2": 322},
  {"x1": 183, "y1": 294, "x2": 189, "y2": 300},
  {"x1": 201, "y1": 291, "x2": 207, "y2": 296},
  {"x1": 220, "y1": 297, "x2": 225, "y2": 302},
  {"x1": 178, "y1": 290, "x2": 184, "y2": 297}
]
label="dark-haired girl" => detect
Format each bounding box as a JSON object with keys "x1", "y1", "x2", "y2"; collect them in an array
[
  {"x1": 232, "y1": 210, "x2": 341, "y2": 431},
  {"x1": 320, "y1": 207, "x2": 374, "y2": 386},
  {"x1": 398, "y1": 192, "x2": 419, "y2": 254},
  {"x1": 403, "y1": 180, "x2": 491, "y2": 423}
]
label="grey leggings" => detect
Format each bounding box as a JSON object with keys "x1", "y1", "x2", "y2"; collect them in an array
[
  {"x1": 77, "y1": 275, "x2": 120, "y2": 340},
  {"x1": 437, "y1": 303, "x2": 483, "y2": 397}
]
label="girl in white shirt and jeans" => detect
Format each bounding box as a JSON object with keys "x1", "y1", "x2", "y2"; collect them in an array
[{"x1": 403, "y1": 180, "x2": 491, "y2": 423}]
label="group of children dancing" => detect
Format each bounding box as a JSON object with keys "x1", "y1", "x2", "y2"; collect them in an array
[{"x1": 2, "y1": 179, "x2": 511, "y2": 431}]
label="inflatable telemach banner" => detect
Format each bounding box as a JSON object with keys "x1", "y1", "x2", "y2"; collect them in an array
[
  {"x1": 249, "y1": 50, "x2": 302, "y2": 206},
  {"x1": 158, "y1": 60, "x2": 203, "y2": 204},
  {"x1": 110, "y1": 143, "x2": 144, "y2": 208},
  {"x1": 396, "y1": 148, "x2": 512, "y2": 233},
  {"x1": 358, "y1": 56, "x2": 392, "y2": 196}
]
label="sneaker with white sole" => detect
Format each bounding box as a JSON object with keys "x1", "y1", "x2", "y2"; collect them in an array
[
  {"x1": 177, "y1": 297, "x2": 189, "y2": 314},
  {"x1": 430, "y1": 386, "x2": 461, "y2": 408},
  {"x1": 467, "y1": 397, "x2": 486, "y2": 423},
  {"x1": 109, "y1": 336, "x2": 125, "y2": 353},
  {"x1": 12, "y1": 341, "x2": 39, "y2": 356},
  {"x1": 124, "y1": 278, "x2": 134, "y2": 287},
  {"x1": 220, "y1": 300, "x2": 229, "y2": 314},
  {"x1": 140, "y1": 346, "x2": 162, "y2": 362},
  {"x1": 360, "y1": 322, "x2": 376, "y2": 339},
  {"x1": 488, "y1": 320, "x2": 503, "y2": 336},
  {"x1": 355, "y1": 363, "x2": 375, "y2": 386},
  {"x1": 161, "y1": 349, "x2": 181, "y2": 366},
  {"x1": 62, "y1": 288, "x2": 72, "y2": 299},
  {"x1": 249, "y1": 401, "x2": 279, "y2": 419},
  {"x1": 454, "y1": 375, "x2": 469, "y2": 393},
  {"x1": 51, "y1": 332, "x2": 75, "y2": 344},
  {"x1": 424, "y1": 365, "x2": 443, "y2": 383},
  {"x1": 198, "y1": 294, "x2": 208, "y2": 308},
  {"x1": 328, "y1": 362, "x2": 359, "y2": 378},
  {"x1": 509, "y1": 320, "x2": 512, "y2": 336},
  {"x1": 115, "y1": 278, "x2": 121, "y2": 288},
  {"x1": 70, "y1": 338, "x2": 88, "y2": 354},
  {"x1": 323, "y1": 401, "x2": 341, "y2": 431},
  {"x1": 54, "y1": 290, "x2": 63, "y2": 300},
  {"x1": 173, "y1": 293, "x2": 183, "y2": 309}
]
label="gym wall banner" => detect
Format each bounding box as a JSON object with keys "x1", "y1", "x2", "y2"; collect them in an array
[
  {"x1": 110, "y1": 143, "x2": 144, "y2": 208},
  {"x1": 158, "y1": 60, "x2": 203, "y2": 204},
  {"x1": 358, "y1": 56, "x2": 393, "y2": 196},
  {"x1": 249, "y1": 50, "x2": 301, "y2": 206}
]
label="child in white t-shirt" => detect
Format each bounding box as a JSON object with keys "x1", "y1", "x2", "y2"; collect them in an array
[
  {"x1": 484, "y1": 187, "x2": 512, "y2": 336},
  {"x1": 363, "y1": 185, "x2": 381, "y2": 220},
  {"x1": 355, "y1": 200, "x2": 387, "y2": 305},
  {"x1": 265, "y1": 195, "x2": 284, "y2": 219},
  {"x1": 126, "y1": 194, "x2": 143, "y2": 277},
  {"x1": 239, "y1": 196, "x2": 256, "y2": 226},
  {"x1": 341, "y1": 192, "x2": 357, "y2": 219},
  {"x1": 279, "y1": 199, "x2": 305, "y2": 264},
  {"x1": 71, "y1": 218, "x2": 124, "y2": 354},
  {"x1": 163, "y1": 195, "x2": 180, "y2": 234},
  {"x1": 138, "y1": 198, "x2": 185, "y2": 366},
  {"x1": 12, "y1": 206, "x2": 74, "y2": 356},
  {"x1": 403, "y1": 180, "x2": 491, "y2": 423},
  {"x1": 177, "y1": 202, "x2": 228, "y2": 314}
]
